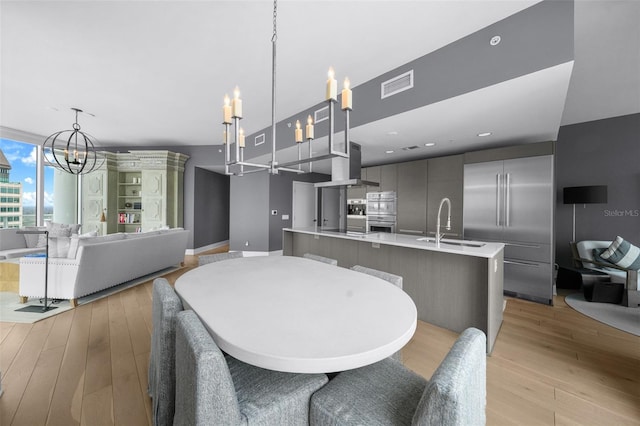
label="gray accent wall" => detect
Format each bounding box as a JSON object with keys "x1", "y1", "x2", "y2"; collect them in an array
[
  {"x1": 229, "y1": 171, "x2": 329, "y2": 252},
  {"x1": 268, "y1": 172, "x2": 329, "y2": 250},
  {"x1": 555, "y1": 113, "x2": 640, "y2": 267},
  {"x1": 193, "y1": 167, "x2": 229, "y2": 248},
  {"x1": 240, "y1": 0, "x2": 574, "y2": 161},
  {"x1": 229, "y1": 172, "x2": 270, "y2": 252}
]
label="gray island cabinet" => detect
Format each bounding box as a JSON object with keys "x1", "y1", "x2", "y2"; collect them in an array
[{"x1": 283, "y1": 228, "x2": 504, "y2": 353}]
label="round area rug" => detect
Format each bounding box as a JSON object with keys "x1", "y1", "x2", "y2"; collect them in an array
[{"x1": 565, "y1": 293, "x2": 640, "y2": 336}]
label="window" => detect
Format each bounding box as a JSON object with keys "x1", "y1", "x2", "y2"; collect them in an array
[{"x1": 0, "y1": 138, "x2": 54, "y2": 227}]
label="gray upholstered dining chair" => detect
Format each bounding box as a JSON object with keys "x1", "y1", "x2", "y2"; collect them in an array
[
  {"x1": 148, "y1": 278, "x2": 183, "y2": 426},
  {"x1": 198, "y1": 251, "x2": 243, "y2": 266},
  {"x1": 310, "y1": 327, "x2": 487, "y2": 426},
  {"x1": 303, "y1": 253, "x2": 338, "y2": 266},
  {"x1": 351, "y1": 264, "x2": 403, "y2": 289},
  {"x1": 351, "y1": 264, "x2": 404, "y2": 361},
  {"x1": 174, "y1": 310, "x2": 329, "y2": 426}
]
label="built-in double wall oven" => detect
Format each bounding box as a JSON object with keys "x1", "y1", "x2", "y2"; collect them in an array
[{"x1": 366, "y1": 192, "x2": 397, "y2": 233}]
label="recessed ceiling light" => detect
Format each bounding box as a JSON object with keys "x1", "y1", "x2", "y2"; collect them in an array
[
  {"x1": 477, "y1": 132, "x2": 492, "y2": 137},
  {"x1": 387, "y1": 131, "x2": 399, "y2": 136},
  {"x1": 385, "y1": 150, "x2": 394, "y2": 154},
  {"x1": 424, "y1": 142, "x2": 436, "y2": 147}
]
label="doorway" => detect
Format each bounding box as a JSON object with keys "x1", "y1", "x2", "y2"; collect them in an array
[
  {"x1": 292, "y1": 182, "x2": 316, "y2": 228},
  {"x1": 320, "y1": 187, "x2": 341, "y2": 230}
]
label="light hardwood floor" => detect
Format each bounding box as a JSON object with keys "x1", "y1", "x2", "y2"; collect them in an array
[{"x1": 1, "y1": 251, "x2": 639, "y2": 425}]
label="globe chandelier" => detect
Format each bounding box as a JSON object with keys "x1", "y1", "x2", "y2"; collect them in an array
[{"x1": 43, "y1": 107, "x2": 103, "y2": 175}]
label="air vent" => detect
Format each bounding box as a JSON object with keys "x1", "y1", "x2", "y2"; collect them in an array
[
  {"x1": 314, "y1": 106, "x2": 329, "y2": 123},
  {"x1": 402, "y1": 145, "x2": 420, "y2": 151},
  {"x1": 381, "y1": 70, "x2": 414, "y2": 99},
  {"x1": 254, "y1": 133, "x2": 265, "y2": 146}
]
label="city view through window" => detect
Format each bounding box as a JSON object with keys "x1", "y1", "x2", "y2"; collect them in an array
[{"x1": 0, "y1": 139, "x2": 55, "y2": 228}]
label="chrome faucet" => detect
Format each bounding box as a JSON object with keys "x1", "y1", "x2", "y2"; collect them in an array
[{"x1": 436, "y1": 197, "x2": 452, "y2": 245}]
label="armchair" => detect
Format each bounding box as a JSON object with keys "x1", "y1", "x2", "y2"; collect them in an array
[{"x1": 573, "y1": 241, "x2": 639, "y2": 307}]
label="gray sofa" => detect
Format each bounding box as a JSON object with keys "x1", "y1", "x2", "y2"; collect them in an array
[{"x1": 0, "y1": 228, "x2": 45, "y2": 259}]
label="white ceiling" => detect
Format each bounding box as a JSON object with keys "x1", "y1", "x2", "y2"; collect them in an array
[{"x1": 1, "y1": 1, "x2": 638, "y2": 170}]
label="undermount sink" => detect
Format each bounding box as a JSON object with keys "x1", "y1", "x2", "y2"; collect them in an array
[{"x1": 416, "y1": 237, "x2": 485, "y2": 248}]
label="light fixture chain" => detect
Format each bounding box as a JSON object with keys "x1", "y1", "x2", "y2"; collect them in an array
[
  {"x1": 272, "y1": 0, "x2": 277, "y2": 42},
  {"x1": 270, "y1": 0, "x2": 278, "y2": 173}
]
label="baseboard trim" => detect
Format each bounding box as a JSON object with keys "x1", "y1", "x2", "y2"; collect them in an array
[{"x1": 186, "y1": 240, "x2": 230, "y2": 255}]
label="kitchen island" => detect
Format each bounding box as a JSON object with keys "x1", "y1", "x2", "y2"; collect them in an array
[{"x1": 283, "y1": 227, "x2": 504, "y2": 353}]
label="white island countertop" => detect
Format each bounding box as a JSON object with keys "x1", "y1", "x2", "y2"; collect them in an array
[{"x1": 284, "y1": 227, "x2": 504, "y2": 259}]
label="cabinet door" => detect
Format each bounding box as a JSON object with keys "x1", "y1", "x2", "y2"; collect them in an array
[
  {"x1": 427, "y1": 155, "x2": 463, "y2": 238},
  {"x1": 380, "y1": 164, "x2": 397, "y2": 193},
  {"x1": 504, "y1": 259, "x2": 553, "y2": 304},
  {"x1": 365, "y1": 166, "x2": 380, "y2": 195},
  {"x1": 142, "y1": 170, "x2": 166, "y2": 230},
  {"x1": 347, "y1": 182, "x2": 366, "y2": 200},
  {"x1": 463, "y1": 160, "x2": 503, "y2": 241},
  {"x1": 396, "y1": 159, "x2": 427, "y2": 235},
  {"x1": 347, "y1": 168, "x2": 367, "y2": 200},
  {"x1": 502, "y1": 156, "x2": 553, "y2": 244},
  {"x1": 82, "y1": 171, "x2": 107, "y2": 235}
]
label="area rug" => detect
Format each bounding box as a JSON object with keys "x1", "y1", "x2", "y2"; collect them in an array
[
  {"x1": 0, "y1": 266, "x2": 180, "y2": 324},
  {"x1": 565, "y1": 293, "x2": 640, "y2": 336}
]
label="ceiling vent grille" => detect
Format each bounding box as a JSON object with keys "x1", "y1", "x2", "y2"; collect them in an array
[
  {"x1": 254, "y1": 133, "x2": 265, "y2": 146},
  {"x1": 381, "y1": 70, "x2": 414, "y2": 99},
  {"x1": 314, "y1": 106, "x2": 329, "y2": 123}
]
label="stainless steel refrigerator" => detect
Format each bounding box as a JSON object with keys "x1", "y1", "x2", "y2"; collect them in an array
[{"x1": 463, "y1": 155, "x2": 554, "y2": 304}]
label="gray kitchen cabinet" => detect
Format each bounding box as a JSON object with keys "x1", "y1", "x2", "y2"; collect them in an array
[
  {"x1": 396, "y1": 159, "x2": 428, "y2": 235},
  {"x1": 427, "y1": 154, "x2": 463, "y2": 238},
  {"x1": 364, "y1": 166, "x2": 380, "y2": 195},
  {"x1": 380, "y1": 164, "x2": 397, "y2": 193}
]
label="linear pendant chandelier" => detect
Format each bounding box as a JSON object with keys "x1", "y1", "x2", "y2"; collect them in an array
[{"x1": 222, "y1": 0, "x2": 353, "y2": 176}]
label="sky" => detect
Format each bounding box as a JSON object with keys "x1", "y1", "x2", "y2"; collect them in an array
[{"x1": 0, "y1": 138, "x2": 54, "y2": 206}]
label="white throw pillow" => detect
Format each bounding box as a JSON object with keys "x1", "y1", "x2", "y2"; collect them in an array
[
  {"x1": 39, "y1": 221, "x2": 72, "y2": 247},
  {"x1": 49, "y1": 237, "x2": 71, "y2": 258},
  {"x1": 66, "y1": 230, "x2": 98, "y2": 258},
  {"x1": 22, "y1": 226, "x2": 46, "y2": 248}
]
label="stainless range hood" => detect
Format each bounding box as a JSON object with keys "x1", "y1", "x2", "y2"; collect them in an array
[{"x1": 314, "y1": 142, "x2": 379, "y2": 188}]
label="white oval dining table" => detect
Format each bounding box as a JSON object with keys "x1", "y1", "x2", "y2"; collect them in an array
[{"x1": 174, "y1": 255, "x2": 417, "y2": 374}]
